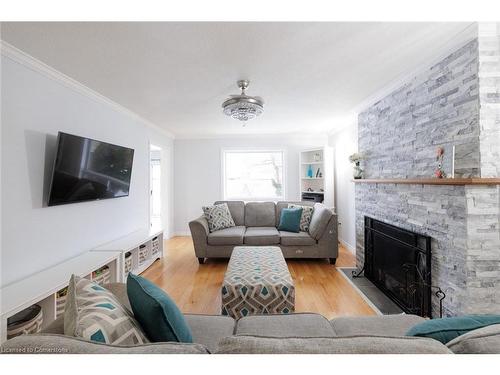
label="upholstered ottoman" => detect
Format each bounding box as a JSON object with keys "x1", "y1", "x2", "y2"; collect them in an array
[{"x1": 221, "y1": 246, "x2": 295, "y2": 318}]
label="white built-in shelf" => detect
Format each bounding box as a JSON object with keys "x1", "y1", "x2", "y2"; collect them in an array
[
  {"x1": 301, "y1": 161, "x2": 323, "y2": 165},
  {"x1": 302, "y1": 191, "x2": 324, "y2": 195},
  {"x1": 301, "y1": 177, "x2": 324, "y2": 180},
  {"x1": 0, "y1": 251, "x2": 120, "y2": 343},
  {"x1": 91, "y1": 227, "x2": 164, "y2": 282},
  {"x1": 0, "y1": 227, "x2": 165, "y2": 343},
  {"x1": 93, "y1": 227, "x2": 162, "y2": 252}
]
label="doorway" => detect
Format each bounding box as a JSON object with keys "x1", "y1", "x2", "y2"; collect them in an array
[{"x1": 150, "y1": 144, "x2": 162, "y2": 229}]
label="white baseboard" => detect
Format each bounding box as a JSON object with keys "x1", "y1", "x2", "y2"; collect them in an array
[
  {"x1": 173, "y1": 231, "x2": 191, "y2": 237},
  {"x1": 339, "y1": 238, "x2": 356, "y2": 254}
]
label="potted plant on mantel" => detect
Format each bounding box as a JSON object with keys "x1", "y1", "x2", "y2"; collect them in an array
[{"x1": 349, "y1": 153, "x2": 364, "y2": 179}]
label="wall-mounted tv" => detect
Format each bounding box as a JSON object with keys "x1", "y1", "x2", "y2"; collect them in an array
[{"x1": 48, "y1": 132, "x2": 134, "y2": 206}]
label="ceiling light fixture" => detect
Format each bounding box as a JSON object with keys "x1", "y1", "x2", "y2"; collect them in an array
[{"x1": 222, "y1": 80, "x2": 264, "y2": 125}]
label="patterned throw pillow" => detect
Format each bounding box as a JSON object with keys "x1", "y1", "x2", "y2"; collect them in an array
[
  {"x1": 202, "y1": 203, "x2": 236, "y2": 232},
  {"x1": 64, "y1": 275, "x2": 149, "y2": 345},
  {"x1": 288, "y1": 204, "x2": 314, "y2": 232}
]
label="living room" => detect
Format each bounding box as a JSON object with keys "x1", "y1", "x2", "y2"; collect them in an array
[{"x1": 1, "y1": 1, "x2": 500, "y2": 373}]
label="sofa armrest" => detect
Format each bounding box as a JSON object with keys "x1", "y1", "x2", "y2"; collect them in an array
[
  {"x1": 317, "y1": 214, "x2": 338, "y2": 259},
  {"x1": 189, "y1": 215, "x2": 209, "y2": 258},
  {"x1": 0, "y1": 334, "x2": 209, "y2": 354}
]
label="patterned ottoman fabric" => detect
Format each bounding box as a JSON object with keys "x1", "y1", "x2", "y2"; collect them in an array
[{"x1": 222, "y1": 246, "x2": 295, "y2": 318}]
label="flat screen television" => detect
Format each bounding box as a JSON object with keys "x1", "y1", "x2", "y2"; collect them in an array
[{"x1": 48, "y1": 132, "x2": 134, "y2": 206}]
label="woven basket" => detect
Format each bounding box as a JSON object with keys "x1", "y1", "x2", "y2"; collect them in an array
[
  {"x1": 124, "y1": 252, "x2": 133, "y2": 275},
  {"x1": 7, "y1": 305, "x2": 43, "y2": 339},
  {"x1": 138, "y1": 244, "x2": 149, "y2": 265},
  {"x1": 151, "y1": 236, "x2": 160, "y2": 256},
  {"x1": 92, "y1": 266, "x2": 111, "y2": 286},
  {"x1": 56, "y1": 287, "x2": 68, "y2": 317}
]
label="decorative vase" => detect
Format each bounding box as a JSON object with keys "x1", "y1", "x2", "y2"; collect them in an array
[
  {"x1": 353, "y1": 162, "x2": 363, "y2": 179},
  {"x1": 307, "y1": 164, "x2": 314, "y2": 178}
]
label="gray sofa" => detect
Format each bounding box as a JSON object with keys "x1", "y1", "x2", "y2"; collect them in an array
[
  {"x1": 189, "y1": 201, "x2": 338, "y2": 264},
  {"x1": 0, "y1": 283, "x2": 460, "y2": 354}
]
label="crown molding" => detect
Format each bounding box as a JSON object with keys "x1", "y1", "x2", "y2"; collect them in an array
[
  {"x1": 351, "y1": 22, "x2": 478, "y2": 115},
  {"x1": 0, "y1": 40, "x2": 175, "y2": 139}
]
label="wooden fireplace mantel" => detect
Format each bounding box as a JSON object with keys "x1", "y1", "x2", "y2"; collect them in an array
[{"x1": 352, "y1": 178, "x2": 500, "y2": 186}]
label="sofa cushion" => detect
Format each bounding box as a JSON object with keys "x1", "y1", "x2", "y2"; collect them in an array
[
  {"x1": 236, "y1": 313, "x2": 335, "y2": 338},
  {"x1": 308, "y1": 203, "x2": 333, "y2": 239},
  {"x1": 202, "y1": 203, "x2": 235, "y2": 232},
  {"x1": 184, "y1": 314, "x2": 235, "y2": 352},
  {"x1": 278, "y1": 207, "x2": 303, "y2": 233},
  {"x1": 406, "y1": 314, "x2": 500, "y2": 344},
  {"x1": 127, "y1": 273, "x2": 193, "y2": 343},
  {"x1": 207, "y1": 226, "x2": 245, "y2": 245},
  {"x1": 330, "y1": 314, "x2": 425, "y2": 337},
  {"x1": 0, "y1": 334, "x2": 209, "y2": 354},
  {"x1": 279, "y1": 231, "x2": 316, "y2": 246},
  {"x1": 244, "y1": 227, "x2": 280, "y2": 245},
  {"x1": 275, "y1": 201, "x2": 314, "y2": 226},
  {"x1": 446, "y1": 324, "x2": 500, "y2": 354},
  {"x1": 288, "y1": 204, "x2": 314, "y2": 232},
  {"x1": 215, "y1": 335, "x2": 452, "y2": 354},
  {"x1": 214, "y1": 201, "x2": 245, "y2": 226},
  {"x1": 64, "y1": 275, "x2": 148, "y2": 346},
  {"x1": 244, "y1": 202, "x2": 276, "y2": 227}
]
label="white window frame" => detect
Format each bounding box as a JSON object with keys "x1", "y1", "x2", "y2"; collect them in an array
[{"x1": 221, "y1": 148, "x2": 286, "y2": 201}]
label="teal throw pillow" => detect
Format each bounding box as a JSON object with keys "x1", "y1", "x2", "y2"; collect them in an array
[
  {"x1": 127, "y1": 273, "x2": 193, "y2": 343},
  {"x1": 406, "y1": 314, "x2": 500, "y2": 344},
  {"x1": 278, "y1": 207, "x2": 303, "y2": 233}
]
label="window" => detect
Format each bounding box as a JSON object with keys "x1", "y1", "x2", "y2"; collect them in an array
[{"x1": 223, "y1": 150, "x2": 285, "y2": 200}]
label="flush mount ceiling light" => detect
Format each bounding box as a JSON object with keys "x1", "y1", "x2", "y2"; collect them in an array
[{"x1": 222, "y1": 80, "x2": 264, "y2": 124}]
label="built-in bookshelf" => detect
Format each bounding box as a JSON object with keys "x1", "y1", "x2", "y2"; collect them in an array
[{"x1": 300, "y1": 148, "x2": 325, "y2": 198}]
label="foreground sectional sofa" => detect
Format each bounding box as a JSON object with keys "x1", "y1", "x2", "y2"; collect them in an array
[
  {"x1": 189, "y1": 201, "x2": 338, "y2": 264},
  {"x1": 3, "y1": 283, "x2": 499, "y2": 354}
]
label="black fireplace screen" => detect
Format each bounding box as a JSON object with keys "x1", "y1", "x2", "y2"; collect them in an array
[{"x1": 364, "y1": 216, "x2": 432, "y2": 317}]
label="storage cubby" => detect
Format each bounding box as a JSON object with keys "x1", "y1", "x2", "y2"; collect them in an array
[
  {"x1": 138, "y1": 243, "x2": 150, "y2": 266},
  {"x1": 124, "y1": 251, "x2": 133, "y2": 278},
  {"x1": 6, "y1": 304, "x2": 44, "y2": 340},
  {"x1": 91, "y1": 228, "x2": 164, "y2": 283},
  {"x1": 151, "y1": 236, "x2": 161, "y2": 257},
  {"x1": 56, "y1": 287, "x2": 68, "y2": 318}
]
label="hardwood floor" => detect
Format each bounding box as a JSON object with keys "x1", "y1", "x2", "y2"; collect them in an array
[{"x1": 142, "y1": 237, "x2": 376, "y2": 319}]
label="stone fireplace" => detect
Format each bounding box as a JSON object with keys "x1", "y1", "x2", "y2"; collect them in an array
[{"x1": 355, "y1": 24, "x2": 500, "y2": 317}]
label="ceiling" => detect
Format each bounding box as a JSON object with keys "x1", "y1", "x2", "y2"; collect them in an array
[{"x1": 1, "y1": 22, "x2": 474, "y2": 138}]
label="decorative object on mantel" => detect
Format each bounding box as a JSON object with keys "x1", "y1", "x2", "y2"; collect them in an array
[
  {"x1": 222, "y1": 80, "x2": 264, "y2": 126},
  {"x1": 435, "y1": 147, "x2": 447, "y2": 178},
  {"x1": 349, "y1": 153, "x2": 364, "y2": 179},
  {"x1": 307, "y1": 164, "x2": 314, "y2": 178}
]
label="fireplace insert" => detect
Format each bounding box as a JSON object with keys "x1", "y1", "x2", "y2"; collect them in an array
[{"x1": 364, "y1": 216, "x2": 432, "y2": 317}]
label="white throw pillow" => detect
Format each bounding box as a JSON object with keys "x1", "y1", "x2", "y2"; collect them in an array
[
  {"x1": 64, "y1": 275, "x2": 149, "y2": 345},
  {"x1": 202, "y1": 203, "x2": 236, "y2": 232}
]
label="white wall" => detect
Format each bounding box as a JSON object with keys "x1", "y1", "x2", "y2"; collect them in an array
[
  {"x1": 1, "y1": 50, "x2": 174, "y2": 287},
  {"x1": 329, "y1": 124, "x2": 358, "y2": 253},
  {"x1": 174, "y1": 135, "x2": 328, "y2": 234}
]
